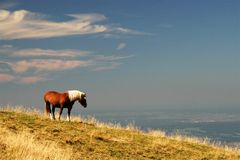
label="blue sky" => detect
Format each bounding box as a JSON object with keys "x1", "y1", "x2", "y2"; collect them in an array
[{"x1": 0, "y1": 0, "x2": 239, "y2": 111}]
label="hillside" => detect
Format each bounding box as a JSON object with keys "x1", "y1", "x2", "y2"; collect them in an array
[{"x1": 0, "y1": 107, "x2": 239, "y2": 160}]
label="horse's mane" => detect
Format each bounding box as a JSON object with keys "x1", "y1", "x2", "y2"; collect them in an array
[{"x1": 67, "y1": 90, "x2": 85, "y2": 102}]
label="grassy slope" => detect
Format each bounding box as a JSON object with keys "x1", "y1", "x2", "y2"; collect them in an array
[{"x1": 0, "y1": 109, "x2": 239, "y2": 160}]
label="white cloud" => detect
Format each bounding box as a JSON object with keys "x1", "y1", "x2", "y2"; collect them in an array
[
  {"x1": 0, "y1": 10, "x2": 107, "y2": 40},
  {"x1": 0, "y1": 73, "x2": 15, "y2": 82},
  {"x1": 10, "y1": 59, "x2": 92, "y2": 73},
  {"x1": 0, "y1": 46, "x2": 134, "y2": 83},
  {"x1": 0, "y1": 45, "x2": 90, "y2": 57},
  {"x1": 117, "y1": 42, "x2": 127, "y2": 50},
  {"x1": 112, "y1": 27, "x2": 152, "y2": 36},
  {"x1": 95, "y1": 55, "x2": 134, "y2": 61},
  {"x1": 0, "y1": 10, "x2": 146, "y2": 40},
  {"x1": 13, "y1": 48, "x2": 89, "y2": 57},
  {"x1": 17, "y1": 75, "x2": 47, "y2": 84},
  {"x1": 0, "y1": 59, "x2": 92, "y2": 83}
]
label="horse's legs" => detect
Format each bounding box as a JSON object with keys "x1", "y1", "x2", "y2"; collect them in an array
[
  {"x1": 52, "y1": 106, "x2": 56, "y2": 120},
  {"x1": 67, "y1": 106, "x2": 72, "y2": 121},
  {"x1": 58, "y1": 107, "x2": 63, "y2": 120}
]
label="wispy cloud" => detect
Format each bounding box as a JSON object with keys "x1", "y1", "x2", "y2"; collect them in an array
[
  {"x1": 0, "y1": 45, "x2": 133, "y2": 83},
  {"x1": 17, "y1": 75, "x2": 48, "y2": 84},
  {"x1": 93, "y1": 54, "x2": 133, "y2": 71},
  {"x1": 0, "y1": 10, "x2": 146, "y2": 40},
  {"x1": 0, "y1": 45, "x2": 89, "y2": 57},
  {"x1": 93, "y1": 62, "x2": 121, "y2": 71},
  {"x1": 10, "y1": 59, "x2": 92, "y2": 73},
  {"x1": 13, "y1": 48, "x2": 89, "y2": 57},
  {"x1": 0, "y1": 1, "x2": 18, "y2": 9},
  {"x1": 95, "y1": 55, "x2": 134, "y2": 61},
  {"x1": 117, "y1": 42, "x2": 127, "y2": 50},
  {"x1": 0, "y1": 73, "x2": 15, "y2": 82},
  {"x1": 0, "y1": 10, "x2": 107, "y2": 40},
  {"x1": 112, "y1": 27, "x2": 151, "y2": 35}
]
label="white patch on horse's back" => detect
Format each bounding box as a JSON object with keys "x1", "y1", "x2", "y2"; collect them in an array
[{"x1": 67, "y1": 90, "x2": 84, "y2": 102}]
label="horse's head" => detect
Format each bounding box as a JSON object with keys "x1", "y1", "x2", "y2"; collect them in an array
[{"x1": 79, "y1": 93, "x2": 87, "y2": 108}]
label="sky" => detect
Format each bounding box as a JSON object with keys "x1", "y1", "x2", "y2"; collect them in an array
[{"x1": 0, "y1": 0, "x2": 239, "y2": 112}]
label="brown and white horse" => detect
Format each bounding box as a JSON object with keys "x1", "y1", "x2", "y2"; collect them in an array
[{"x1": 44, "y1": 90, "x2": 87, "y2": 121}]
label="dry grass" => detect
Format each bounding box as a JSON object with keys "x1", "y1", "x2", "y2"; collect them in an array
[
  {"x1": 0, "y1": 129, "x2": 71, "y2": 160},
  {"x1": 0, "y1": 106, "x2": 240, "y2": 160},
  {"x1": 147, "y1": 129, "x2": 166, "y2": 137},
  {"x1": 0, "y1": 106, "x2": 72, "y2": 160}
]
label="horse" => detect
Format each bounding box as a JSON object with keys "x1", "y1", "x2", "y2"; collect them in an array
[{"x1": 44, "y1": 90, "x2": 87, "y2": 121}]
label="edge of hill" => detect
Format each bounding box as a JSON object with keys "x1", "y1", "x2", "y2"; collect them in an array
[{"x1": 0, "y1": 106, "x2": 239, "y2": 160}]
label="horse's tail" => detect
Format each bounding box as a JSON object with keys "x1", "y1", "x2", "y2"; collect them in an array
[
  {"x1": 45, "y1": 101, "x2": 51, "y2": 115},
  {"x1": 44, "y1": 92, "x2": 51, "y2": 115}
]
